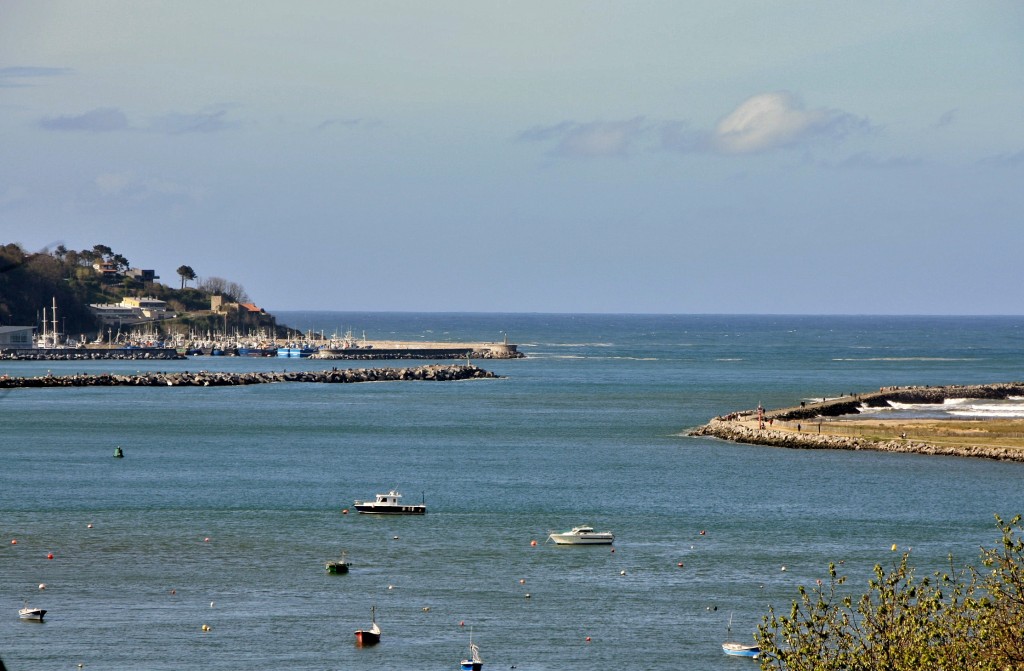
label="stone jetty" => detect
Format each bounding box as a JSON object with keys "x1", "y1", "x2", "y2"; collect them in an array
[
  {"x1": 0, "y1": 364, "x2": 497, "y2": 389},
  {"x1": 689, "y1": 382, "x2": 1024, "y2": 462},
  {"x1": 1, "y1": 347, "x2": 183, "y2": 361}
]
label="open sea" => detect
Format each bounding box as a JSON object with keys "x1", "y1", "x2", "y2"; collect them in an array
[{"x1": 3, "y1": 313, "x2": 1024, "y2": 671}]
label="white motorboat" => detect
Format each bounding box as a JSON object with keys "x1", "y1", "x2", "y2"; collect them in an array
[
  {"x1": 19, "y1": 604, "x2": 46, "y2": 621},
  {"x1": 548, "y1": 525, "x2": 614, "y2": 545},
  {"x1": 354, "y1": 490, "x2": 426, "y2": 515}
]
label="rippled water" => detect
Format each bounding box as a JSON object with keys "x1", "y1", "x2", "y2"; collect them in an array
[{"x1": 3, "y1": 314, "x2": 1024, "y2": 670}]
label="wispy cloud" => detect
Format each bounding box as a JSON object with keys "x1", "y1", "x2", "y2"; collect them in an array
[
  {"x1": 0, "y1": 66, "x2": 72, "y2": 87},
  {"x1": 82, "y1": 171, "x2": 205, "y2": 212},
  {"x1": 315, "y1": 117, "x2": 379, "y2": 131},
  {"x1": 830, "y1": 152, "x2": 922, "y2": 169},
  {"x1": 520, "y1": 92, "x2": 868, "y2": 160},
  {"x1": 979, "y1": 149, "x2": 1024, "y2": 167},
  {"x1": 148, "y1": 110, "x2": 236, "y2": 134},
  {"x1": 518, "y1": 118, "x2": 650, "y2": 158},
  {"x1": 937, "y1": 109, "x2": 957, "y2": 128},
  {"x1": 37, "y1": 107, "x2": 239, "y2": 134},
  {"x1": 39, "y1": 107, "x2": 129, "y2": 132}
]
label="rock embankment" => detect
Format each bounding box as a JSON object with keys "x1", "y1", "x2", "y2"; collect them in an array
[
  {"x1": 0, "y1": 364, "x2": 497, "y2": 389},
  {"x1": 689, "y1": 382, "x2": 1024, "y2": 463},
  {"x1": 1, "y1": 348, "x2": 183, "y2": 361}
]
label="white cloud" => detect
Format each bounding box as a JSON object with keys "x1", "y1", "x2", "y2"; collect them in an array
[
  {"x1": 519, "y1": 93, "x2": 867, "y2": 160},
  {"x1": 712, "y1": 92, "x2": 865, "y2": 154}
]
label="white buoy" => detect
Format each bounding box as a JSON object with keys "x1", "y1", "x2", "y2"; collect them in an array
[
  {"x1": 781, "y1": 566, "x2": 787, "y2": 572},
  {"x1": 39, "y1": 583, "x2": 46, "y2": 590}
]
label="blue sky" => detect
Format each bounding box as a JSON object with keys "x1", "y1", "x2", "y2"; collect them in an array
[{"x1": 2, "y1": 2, "x2": 1023, "y2": 314}]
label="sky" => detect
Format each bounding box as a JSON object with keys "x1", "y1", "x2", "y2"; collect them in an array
[{"x1": 2, "y1": 2, "x2": 1023, "y2": 314}]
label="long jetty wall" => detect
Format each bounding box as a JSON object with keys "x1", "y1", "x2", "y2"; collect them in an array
[
  {"x1": 0, "y1": 364, "x2": 497, "y2": 389},
  {"x1": 689, "y1": 382, "x2": 1024, "y2": 463},
  {"x1": 1, "y1": 347, "x2": 183, "y2": 361}
]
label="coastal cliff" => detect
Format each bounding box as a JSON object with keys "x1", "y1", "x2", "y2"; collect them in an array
[{"x1": 689, "y1": 382, "x2": 1024, "y2": 462}]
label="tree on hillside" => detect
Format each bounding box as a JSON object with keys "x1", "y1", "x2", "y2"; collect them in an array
[
  {"x1": 176, "y1": 265, "x2": 196, "y2": 289},
  {"x1": 198, "y1": 276, "x2": 249, "y2": 303}
]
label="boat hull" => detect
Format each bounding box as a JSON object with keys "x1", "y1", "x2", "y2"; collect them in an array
[
  {"x1": 354, "y1": 503, "x2": 426, "y2": 515},
  {"x1": 325, "y1": 561, "x2": 349, "y2": 574},
  {"x1": 19, "y1": 608, "x2": 46, "y2": 621},
  {"x1": 549, "y1": 534, "x2": 614, "y2": 544},
  {"x1": 721, "y1": 642, "x2": 760, "y2": 658},
  {"x1": 355, "y1": 627, "x2": 381, "y2": 645},
  {"x1": 460, "y1": 661, "x2": 483, "y2": 670}
]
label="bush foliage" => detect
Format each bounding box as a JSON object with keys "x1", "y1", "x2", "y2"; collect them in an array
[{"x1": 757, "y1": 514, "x2": 1024, "y2": 670}]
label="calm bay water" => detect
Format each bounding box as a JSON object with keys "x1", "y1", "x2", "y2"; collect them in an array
[{"x1": 3, "y1": 313, "x2": 1024, "y2": 670}]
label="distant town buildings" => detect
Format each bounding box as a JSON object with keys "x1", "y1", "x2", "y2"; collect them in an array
[
  {"x1": 89, "y1": 296, "x2": 171, "y2": 325},
  {"x1": 0, "y1": 325, "x2": 35, "y2": 349}
]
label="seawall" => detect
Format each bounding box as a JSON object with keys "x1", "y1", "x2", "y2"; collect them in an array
[
  {"x1": 0, "y1": 364, "x2": 498, "y2": 389},
  {"x1": 689, "y1": 382, "x2": 1024, "y2": 463},
  {"x1": 1, "y1": 347, "x2": 183, "y2": 361}
]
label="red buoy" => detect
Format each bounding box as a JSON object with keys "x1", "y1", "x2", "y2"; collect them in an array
[{"x1": 47, "y1": 552, "x2": 54, "y2": 560}]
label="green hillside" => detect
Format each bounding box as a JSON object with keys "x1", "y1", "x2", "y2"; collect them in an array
[{"x1": 0, "y1": 242, "x2": 285, "y2": 338}]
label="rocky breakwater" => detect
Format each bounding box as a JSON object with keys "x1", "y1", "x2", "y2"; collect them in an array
[
  {"x1": 0, "y1": 364, "x2": 498, "y2": 389},
  {"x1": 689, "y1": 382, "x2": 1024, "y2": 463}
]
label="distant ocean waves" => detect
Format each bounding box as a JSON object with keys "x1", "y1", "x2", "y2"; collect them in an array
[{"x1": 857, "y1": 397, "x2": 1024, "y2": 419}]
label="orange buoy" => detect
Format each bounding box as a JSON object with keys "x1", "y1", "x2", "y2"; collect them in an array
[
  {"x1": 10, "y1": 539, "x2": 16, "y2": 545},
  {"x1": 677, "y1": 562, "x2": 684, "y2": 567},
  {"x1": 530, "y1": 539, "x2": 537, "y2": 546},
  {"x1": 342, "y1": 509, "x2": 349, "y2": 514},
  {"x1": 585, "y1": 636, "x2": 591, "y2": 642},
  {"x1": 519, "y1": 579, "x2": 525, "y2": 585},
  {"x1": 204, "y1": 537, "x2": 210, "y2": 542},
  {"x1": 87, "y1": 524, "x2": 93, "y2": 529}
]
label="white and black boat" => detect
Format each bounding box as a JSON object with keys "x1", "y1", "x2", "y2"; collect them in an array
[
  {"x1": 19, "y1": 603, "x2": 46, "y2": 621},
  {"x1": 354, "y1": 490, "x2": 426, "y2": 515}
]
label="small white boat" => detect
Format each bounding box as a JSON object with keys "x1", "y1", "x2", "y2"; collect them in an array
[
  {"x1": 548, "y1": 525, "x2": 614, "y2": 545},
  {"x1": 722, "y1": 612, "x2": 760, "y2": 658},
  {"x1": 721, "y1": 641, "x2": 760, "y2": 658},
  {"x1": 19, "y1": 603, "x2": 46, "y2": 621},
  {"x1": 354, "y1": 490, "x2": 426, "y2": 515}
]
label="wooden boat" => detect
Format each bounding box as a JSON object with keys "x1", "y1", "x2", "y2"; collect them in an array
[
  {"x1": 325, "y1": 550, "x2": 349, "y2": 574},
  {"x1": 721, "y1": 641, "x2": 760, "y2": 658},
  {"x1": 19, "y1": 603, "x2": 46, "y2": 621},
  {"x1": 460, "y1": 629, "x2": 483, "y2": 670},
  {"x1": 722, "y1": 612, "x2": 759, "y2": 658},
  {"x1": 354, "y1": 606, "x2": 381, "y2": 645},
  {"x1": 548, "y1": 525, "x2": 614, "y2": 545},
  {"x1": 354, "y1": 490, "x2": 426, "y2": 515}
]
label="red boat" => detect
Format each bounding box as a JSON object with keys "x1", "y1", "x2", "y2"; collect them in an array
[{"x1": 354, "y1": 606, "x2": 381, "y2": 646}]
